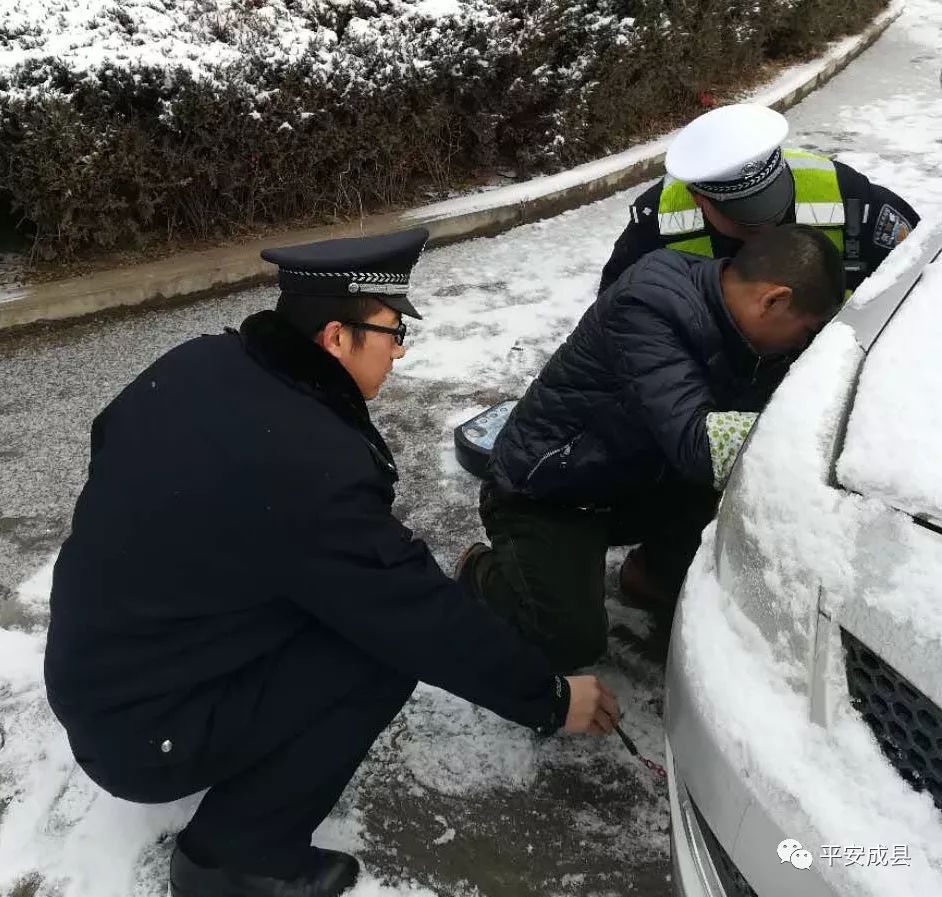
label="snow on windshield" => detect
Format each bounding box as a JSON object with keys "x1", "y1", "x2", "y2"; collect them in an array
[
  {"x1": 847, "y1": 213, "x2": 942, "y2": 311},
  {"x1": 838, "y1": 252, "x2": 942, "y2": 519}
]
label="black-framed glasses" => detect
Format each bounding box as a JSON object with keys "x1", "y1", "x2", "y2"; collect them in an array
[{"x1": 343, "y1": 320, "x2": 407, "y2": 346}]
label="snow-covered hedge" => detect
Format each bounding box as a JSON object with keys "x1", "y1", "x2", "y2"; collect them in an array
[{"x1": 0, "y1": 0, "x2": 888, "y2": 258}]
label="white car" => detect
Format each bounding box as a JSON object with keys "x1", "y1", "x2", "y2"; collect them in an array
[{"x1": 666, "y1": 221, "x2": 942, "y2": 897}]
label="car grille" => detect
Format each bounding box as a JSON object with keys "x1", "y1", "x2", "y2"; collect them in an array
[
  {"x1": 842, "y1": 629, "x2": 942, "y2": 812},
  {"x1": 690, "y1": 799, "x2": 759, "y2": 897}
]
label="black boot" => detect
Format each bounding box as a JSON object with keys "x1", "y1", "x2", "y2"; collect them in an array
[
  {"x1": 618, "y1": 546, "x2": 679, "y2": 612},
  {"x1": 169, "y1": 843, "x2": 360, "y2": 897},
  {"x1": 453, "y1": 541, "x2": 490, "y2": 594}
]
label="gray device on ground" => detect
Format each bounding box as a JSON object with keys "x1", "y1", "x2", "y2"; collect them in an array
[{"x1": 454, "y1": 401, "x2": 517, "y2": 477}]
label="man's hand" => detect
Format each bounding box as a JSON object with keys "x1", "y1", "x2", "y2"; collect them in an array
[{"x1": 563, "y1": 676, "x2": 620, "y2": 734}]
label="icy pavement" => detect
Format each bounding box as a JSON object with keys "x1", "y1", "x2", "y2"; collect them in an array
[{"x1": 2, "y1": 1, "x2": 942, "y2": 895}]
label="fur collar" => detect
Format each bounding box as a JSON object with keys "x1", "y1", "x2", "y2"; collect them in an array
[{"x1": 238, "y1": 310, "x2": 398, "y2": 481}]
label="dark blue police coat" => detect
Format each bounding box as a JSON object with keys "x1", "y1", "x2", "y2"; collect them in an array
[{"x1": 45, "y1": 311, "x2": 564, "y2": 791}]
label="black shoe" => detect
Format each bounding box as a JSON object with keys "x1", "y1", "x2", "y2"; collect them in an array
[
  {"x1": 169, "y1": 843, "x2": 360, "y2": 897},
  {"x1": 618, "y1": 547, "x2": 678, "y2": 612},
  {"x1": 453, "y1": 541, "x2": 489, "y2": 589}
]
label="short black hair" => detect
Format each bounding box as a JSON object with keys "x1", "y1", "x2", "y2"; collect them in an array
[
  {"x1": 730, "y1": 224, "x2": 845, "y2": 316},
  {"x1": 276, "y1": 292, "x2": 388, "y2": 347}
]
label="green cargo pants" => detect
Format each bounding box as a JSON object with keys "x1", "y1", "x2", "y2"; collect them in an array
[{"x1": 463, "y1": 481, "x2": 717, "y2": 672}]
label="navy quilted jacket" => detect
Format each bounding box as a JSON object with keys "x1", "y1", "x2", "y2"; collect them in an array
[{"x1": 487, "y1": 250, "x2": 790, "y2": 505}]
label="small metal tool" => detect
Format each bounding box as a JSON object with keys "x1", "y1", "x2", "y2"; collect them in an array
[{"x1": 614, "y1": 723, "x2": 667, "y2": 779}]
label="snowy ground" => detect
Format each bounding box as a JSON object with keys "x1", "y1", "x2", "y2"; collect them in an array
[{"x1": 1, "y1": 2, "x2": 942, "y2": 896}]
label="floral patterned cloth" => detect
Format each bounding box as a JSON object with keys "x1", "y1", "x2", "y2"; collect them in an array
[{"x1": 706, "y1": 410, "x2": 759, "y2": 490}]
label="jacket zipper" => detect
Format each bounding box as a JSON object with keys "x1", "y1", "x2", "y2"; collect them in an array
[
  {"x1": 750, "y1": 356, "x2": 762, "y2": 386},
  {"x1": 526, "y1": 439, "x2": 575, "y2": 483}
]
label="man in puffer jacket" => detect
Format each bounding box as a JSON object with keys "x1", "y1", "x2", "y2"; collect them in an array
[{"x1": 457, "y1": 225, "x2": 844, "y2": 672}]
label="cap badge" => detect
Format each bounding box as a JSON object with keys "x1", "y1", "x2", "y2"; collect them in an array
[{"x1": 740, "y1": 159, "x2": 765, "y2": 178}]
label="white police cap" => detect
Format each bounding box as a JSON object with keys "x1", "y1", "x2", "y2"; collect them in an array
[{"x1": 665, "y1": 104, "x2": 794, "y2": 226}]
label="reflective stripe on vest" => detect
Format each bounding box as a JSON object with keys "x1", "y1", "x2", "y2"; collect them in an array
[
  {"x1": 657, "y1": 150, "x2": 844, "y2": 256},
  {"x1": 658, "y1": 176, "x2": 703, "y2": 235},
  {"x1": 785, "y1": 150, "x2": 844, "y2": 255},
  {"x1": 795, "y1": 203, "x2": 845, "y2": 226},
  {"x1": 782, "y1": 149, "x2": 836, "y2": 170},
  {"x1": 658, "y1": 208, "x2": 705, "y2": 236}
]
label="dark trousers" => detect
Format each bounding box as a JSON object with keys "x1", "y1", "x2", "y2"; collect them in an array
[
  {"x1": 74, "y1": 631, "x2": 415, "y2": 878},
  {"x1": 464, "y1": 479, "x2": 717, "y2": 672}
]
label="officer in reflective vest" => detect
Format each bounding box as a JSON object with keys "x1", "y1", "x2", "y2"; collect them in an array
[
  {"x1": 598, "y1": 104, "x2": 919, "y2": 297},
  {"x1": 600, "y1": 104, "x2": 919, "y2": 615}
]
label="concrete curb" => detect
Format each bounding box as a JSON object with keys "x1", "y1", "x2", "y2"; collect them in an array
[{"x1": 0, "y1": 1, "x2": 905, "y2": 332}]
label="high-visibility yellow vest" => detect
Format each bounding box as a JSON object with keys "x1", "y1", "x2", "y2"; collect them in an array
[{"x1": 656, "y1": 149, "x2": 845, "y2": 258}]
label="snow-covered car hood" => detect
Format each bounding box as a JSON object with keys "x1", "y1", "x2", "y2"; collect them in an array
[
  {"x1": 674, "y1": 224, "x2": 942, "y2": 897},
  {"x1": 712, "y1": 220, "x2": 942, "y2": 676},
  {"x1": 837, "y1": 253, "x2": 942, "y2": 523}
]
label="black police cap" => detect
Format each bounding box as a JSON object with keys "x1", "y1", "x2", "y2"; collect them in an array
[{"x1": 261, "y1": 227, "x2": 429, "y2": 320}]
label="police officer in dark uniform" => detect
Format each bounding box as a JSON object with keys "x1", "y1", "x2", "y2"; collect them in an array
[
  {"x1": 598, "y1": 104, "x2": 919, "y2": 296},
  {"x1": 44, "y1": 228, "x2": 620, "y2": 897}
]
